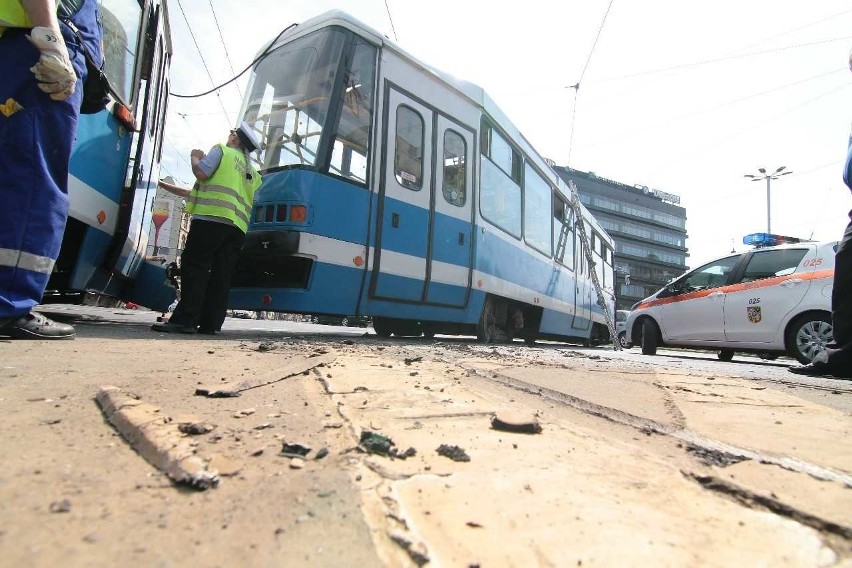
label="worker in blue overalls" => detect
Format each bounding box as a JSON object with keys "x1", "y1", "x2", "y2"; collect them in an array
[{"x1": 0, "y1": 0, "x2": 103, "y2": 339}]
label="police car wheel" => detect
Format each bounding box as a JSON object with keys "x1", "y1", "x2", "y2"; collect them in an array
[
  {"x1": 786, "y1": 312, "x2": 833, "y2": 365},
  {"x1": 618, "y1": 331, "x2": 630, "y2": 349},
  {"x1": 640, "y1": 319, "x2": 659, "y2": 355}
]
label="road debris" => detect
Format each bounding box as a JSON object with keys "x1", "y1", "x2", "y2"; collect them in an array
[
  {"x1": 49, "y1": 499, "x2": 71, "y2": 513},
  {"x1": 685, "y1": 445, "x2": 750, "y2": 467},
  {"x1": 315, "y1": 447, "x2": 329, "y2": 460},
  {"x1": 491, "y1": 411, "x2": 542, "y2": 434},
  {"x1": 404, "y1": 356, "x2": 422, "y2": 365},
  {"x1": 436, "y1": 444, "x2": 470, "y2": 462},
  {"x1": 233, "y1": 408, "x2": 256, "y2": 418},
  {"x1": 195, "y1": 354, "x2": 336, "y2": 397},
  {"x1": 358, "y1": 431, "x2": 416, "y2": 460},
  {"x1": 282, "y1": 442, "x2": 311, "y2": 458},
  {"x1": 177, "y1": 417, "x2": 216, "y2": 435},
  {"x1": 96, "y1": 386, "x2": 219, "y2": 490}
]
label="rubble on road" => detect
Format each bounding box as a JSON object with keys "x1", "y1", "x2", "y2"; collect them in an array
[
  {"x1": 96, "y1": 386, "x2": 220, "y2": 490},
  {"x1": 195, "y1": 353, "x2": 336, "y2": 397},
  {"x1": 490, "y1": 411, "x2": 543, "y2": 434}
]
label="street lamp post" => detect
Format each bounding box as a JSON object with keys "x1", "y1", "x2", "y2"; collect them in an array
[{"x1": 744, "y1": 166, "x2": 792, "y2": 233}]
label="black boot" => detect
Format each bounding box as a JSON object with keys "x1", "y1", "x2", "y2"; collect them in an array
[{"x1": 151, "y1": 321, "x2": 197, "y2": 334}]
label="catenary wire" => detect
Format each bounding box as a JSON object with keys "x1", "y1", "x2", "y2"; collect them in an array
[
  {"x1": 567, "y1": 0, "x2": 616, "y2": 164},
  {"x1": 730, "y1": 7, "x2": 852, "y2": 54},
  {"x1": 170, "y1": 23, "x2": 297, "y2": 98},
  {"x1": 581, "y1": 67, "x2": 847, "y2": 150},
  {"x1": 589, "y1": 35, "x2": 852, "y2": 85},
  {"x1": 207, "y1": 0, "x2": 242, "y2": 98},
  {"x1": 173, "y1": 0, "x2": 232, "y2": 125},
  {"x1": 383, "y1": 0, "x2": 399, "y2": 42}
]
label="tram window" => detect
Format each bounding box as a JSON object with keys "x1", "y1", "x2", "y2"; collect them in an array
[
  {"x1": 99, "y1": 0, "x2": 145, "y2": 105},
  {"x1": 523, "y1": 162, "x2": 552, "y2": 256},
  {"x1": 481, "y1": 120, "x2": 520, "y2": 183},
  {"x1": 442, "y1": 130, "x2": 466, "y2": 206},
  {"x1": 480, "y1": 159, "x2": 521, "y2": 238},
  {"x1": 329, "y1": 39, "x2": 376, "y2": 185},
  {"x1": 394, "y1": 105, "x2": 424, "y2": 190},
  {"x1": 240, "y1": 28, "x2": 347, "y2": 171}
]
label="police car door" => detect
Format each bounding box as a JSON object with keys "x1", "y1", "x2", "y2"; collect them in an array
[
  {"x1": 656, "y1": 254, "x2": 742, "y2": 341},
  {"x1": 723, "y1": 246, "x2": 812, "y2": 343}
]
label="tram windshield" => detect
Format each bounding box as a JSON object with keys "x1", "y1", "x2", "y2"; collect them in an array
[{"x1": 240, "y1": 27, "x2": 376, "y2": 183}]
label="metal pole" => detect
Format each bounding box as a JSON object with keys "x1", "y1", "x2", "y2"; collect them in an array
[{"x1": 766, "y1": 176, "x2": 771, "y2": 233}]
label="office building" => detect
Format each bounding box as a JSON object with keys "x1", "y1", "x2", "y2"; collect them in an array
[{"x1": 554, "y1": 167, "x2": 689, "y2": 310}]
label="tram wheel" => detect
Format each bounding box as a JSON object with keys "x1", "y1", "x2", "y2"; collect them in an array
[
  {"x1": 372, "y1": 317, "x2": 392, "y2": 338},
  {"x1": 477, "y1": 297, "x2": 498, "y2": 343}
]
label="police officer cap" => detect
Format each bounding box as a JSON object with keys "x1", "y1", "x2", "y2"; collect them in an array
[{"x1": 235, "y1": 121, "x2": 261, "y2": 152}]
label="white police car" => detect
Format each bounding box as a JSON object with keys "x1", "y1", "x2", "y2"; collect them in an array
[
  {"x1": 625, "y1": 233, "x2": 836, "y2": 363},
  {"x1": 615, "y1": 310, "x2": 631, "y2": 348}
]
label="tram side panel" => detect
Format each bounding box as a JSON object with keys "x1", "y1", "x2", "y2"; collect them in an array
[{"x1": 357, "y1": 48, "x2": 485, "y2": 325}]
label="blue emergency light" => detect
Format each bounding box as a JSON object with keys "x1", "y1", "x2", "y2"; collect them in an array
[{"x1": 742, "y1": 233, "x2": 803, "y2": 247}]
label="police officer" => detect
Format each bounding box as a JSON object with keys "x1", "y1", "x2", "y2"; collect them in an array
[
  {"x1": 789, "y1": 49, "x2": 852, "y2": 379},
  {"x1": 0, "y1": 0, "x2": 103, "y2": 339},
  {"x1": 152, "y1": 123, "x2": 262, "y2": 334}
]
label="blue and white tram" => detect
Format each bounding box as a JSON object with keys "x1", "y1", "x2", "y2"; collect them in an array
[
  {"x1": 45, "y1": 0, "x2": 175, "y2": 310},
  {"x1": 230, "y1": 10, "x2": 615, "y2": 344}
]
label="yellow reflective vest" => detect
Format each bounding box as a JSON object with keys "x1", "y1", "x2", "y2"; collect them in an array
[
  {"x1": 0, "y1": 0, "x2": 32, "y2": 36},
  {"x1": 186, "y1": 144, "x2": 261, "y2": 233}
]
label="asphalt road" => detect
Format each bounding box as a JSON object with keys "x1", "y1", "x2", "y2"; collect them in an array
[{"x1": 40, "y1": 304, "x2": 852, "y2": 413}]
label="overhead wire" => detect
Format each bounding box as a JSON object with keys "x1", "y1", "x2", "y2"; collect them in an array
[
  {"x1": 383, "y1": 0, "x2": 399, "y2": 42},
  {"x1": 581, "y1": 67, "x2": 847, "y2": 150},
  {"x1": 170, "y1": 23, "x2": 297, "y2": 98},
  {"x1": 730, "y1": 7, "x2": 852, "y2": 54},
  {"x1": 567, "y1": 0, "x2": 615, "y2": 165},
  {"x1": 173, "y1": 0, "x2": 233, "y2": 126},
  {"x1": 589, "y1": 35, "x2": 852, "y2": 85},
  {"x1": 207, "y1": 0, "x2": 242, "y2": 98}
]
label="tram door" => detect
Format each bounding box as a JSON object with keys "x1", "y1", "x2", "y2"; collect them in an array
[
  {"x1": 425, "y1": 116, "x2": 474, "y2": 307},
  {"x1": 371, "y1": 87, "x2": 434, "y2": 302}
]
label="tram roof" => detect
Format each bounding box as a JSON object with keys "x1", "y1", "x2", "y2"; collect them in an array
[
  {"x1": 264, "y1": 11, "x2": 531, "y2": 163},
  {"x1": 258, "y1": 11, "x2": 611, "y2": 243}
]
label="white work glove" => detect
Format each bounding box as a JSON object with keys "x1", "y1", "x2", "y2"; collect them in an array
[{"x1": 26, "y1": 26, "x2": 76, "y2": 101}]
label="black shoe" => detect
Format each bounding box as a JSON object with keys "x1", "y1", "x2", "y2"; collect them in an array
[
  {"x1": 151, "y1": 322, "x2": 196, "y2": 334},
  {"x1": 0, "y1": 312, "x2": 75, "y2": 340},
  {"x1": 788, "y1": 361, "x2": 835, "y2": 377}
]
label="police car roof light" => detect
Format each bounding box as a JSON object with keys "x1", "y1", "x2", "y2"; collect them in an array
[{"x1": 742, "y1": 233, "x2": 802, "y2": 247}]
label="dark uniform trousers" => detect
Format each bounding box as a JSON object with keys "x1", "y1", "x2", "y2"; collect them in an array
[
  {"x1": 824, "y1": 217, "x2": 852, "y2": 374},
  {"x1": 169, "y1": 219, "x2": 245, "y2": 331}
]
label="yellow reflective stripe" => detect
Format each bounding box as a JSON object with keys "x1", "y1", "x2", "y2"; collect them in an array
[
  {"x1": 199, "y1": 183, "x2": 252, "y2": 212},
  {"x1": 188, "y1": 196, "x2": 249, "y2": 224},
  {"x1": 0, "y1": 247, "x2": 55, "y2": 275}
]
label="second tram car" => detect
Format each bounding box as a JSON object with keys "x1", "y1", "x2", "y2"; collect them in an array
[
  {"x1": 230, "y1": 11, "x2": 615, "y2": 344},
  {"x1": 45, "y1": 0, "x2": 175, "y2": 310}
]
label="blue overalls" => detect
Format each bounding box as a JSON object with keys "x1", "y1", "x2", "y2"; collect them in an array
[{"x1": 0, "y1": 0, "x2": 102, "y2": 319}]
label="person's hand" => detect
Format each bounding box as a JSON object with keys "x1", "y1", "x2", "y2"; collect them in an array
[
  {"x1": 26, "y1": 26, "x2": 76, "y2": 101},
  {"x1": 190, "y1": 149, "x2": 205, "y2": 160}
]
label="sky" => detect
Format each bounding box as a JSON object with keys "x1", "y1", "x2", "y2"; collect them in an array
[{"x1": 160, "y1": 0, "x2": 852, "y2": 269}]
